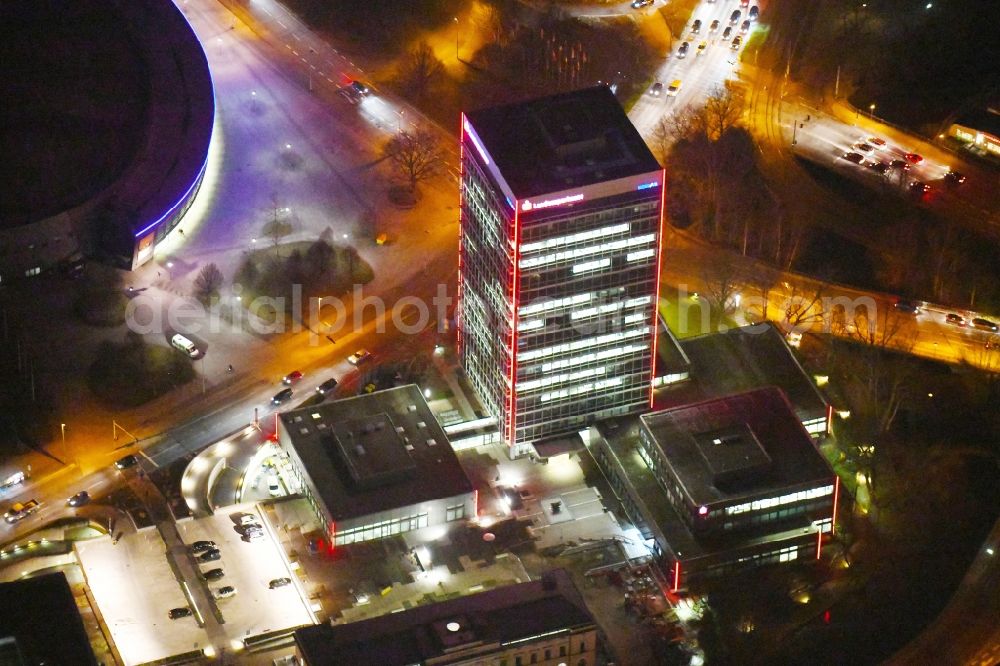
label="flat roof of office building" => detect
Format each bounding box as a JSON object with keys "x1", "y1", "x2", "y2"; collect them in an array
[
  {"x1": 464, "y1": 86, "x2": 661, "y2": 199},
  {"x1": 279, "y1": 385, "x2": 474, "y2": 522},
  {"x1": 295, "y1": 569, "x2": 594, "y2": 665},
  {"x1": 640, "y1": 387, "x2": 833, "y2": 508},
  {"x1": 656, "y1": 323, "x2": 828, "y2": 421}
]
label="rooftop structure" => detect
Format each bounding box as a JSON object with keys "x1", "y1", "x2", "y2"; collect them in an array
[
  {"x1": 277, "y1": 385, "x2": 476, "y2": 545},
  {"x1": 463, "y1": 86, "x2": 662, "y2": 200},
  {"x1": 641, "y1": 387, "x2": 833, "y2": 510},
  {"x1": 588, "y1": 388, "x2": 837, "y2": 590},
  {"x1": 295, "y1": 568, "x2": 599, "y2": 665}
]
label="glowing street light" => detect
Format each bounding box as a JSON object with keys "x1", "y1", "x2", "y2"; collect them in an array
[{"x1": 869, "y1": 103, "x2": 876, "y2": 120}]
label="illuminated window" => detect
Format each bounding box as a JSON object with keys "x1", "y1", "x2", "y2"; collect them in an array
[{"x1": 572, "y1": 258, "x2": 611, "y2": 274}]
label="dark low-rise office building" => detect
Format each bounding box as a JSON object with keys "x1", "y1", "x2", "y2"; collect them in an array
[
  {"x1": 277, "y1": 385, "x2": 477, "y2": 547},
  {"x1": 0, "y1": 572, "x2": 97, "y2": 665},
  {"x1": 295, "y1": 568, "x2": 600, "y2": 666},
  {"x1": 588, "y1": 387, "x2": 838, "y2": 592}
]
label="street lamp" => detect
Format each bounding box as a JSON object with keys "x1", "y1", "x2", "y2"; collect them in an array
[
  {"x1": 869, "y1": 103, "x2": 876, "y2": 120},
  {"x1": 60, "y1": 423, "x2": 66, "y2": 448}
]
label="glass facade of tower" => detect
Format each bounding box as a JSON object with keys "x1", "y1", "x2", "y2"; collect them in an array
[{"x1": 459, "y1": 104, "x2": 665, "y2": 451}]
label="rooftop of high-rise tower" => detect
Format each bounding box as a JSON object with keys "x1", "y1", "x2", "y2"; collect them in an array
[{"x1": 463, "y1": 86, "x2": 662, "y2": 199}]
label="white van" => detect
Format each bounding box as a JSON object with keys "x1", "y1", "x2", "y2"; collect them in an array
[{"x1": 171, "y1": 333, "x2": 199, "y2": 358}]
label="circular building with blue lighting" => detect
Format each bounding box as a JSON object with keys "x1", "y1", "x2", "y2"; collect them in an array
[{"x1": 0, "y1": 0, "x2": 214, "y2": 281}]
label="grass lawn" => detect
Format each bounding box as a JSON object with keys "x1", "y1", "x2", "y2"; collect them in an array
[
  {"x1": 659, "y1": 286, "x2": 739, "y2": 339},
  {"x1": 88, "y1": 340, "x2": 194, "y2": 408}
]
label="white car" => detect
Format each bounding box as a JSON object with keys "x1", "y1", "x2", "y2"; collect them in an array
[
  {"x1": 347, "y1": 349, "x2": 371, "y2": 365},
  {"x1": 239, "y1": 514, "x2": 259, "y2": 526},
  {"x1": 268, "y1": 476, "x2": 282, "y2": 497}
]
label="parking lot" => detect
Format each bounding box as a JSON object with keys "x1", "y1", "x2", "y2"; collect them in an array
[
  {"x1": 76, "y1": 528, "x2": 211, "y2": 665},
  {"x1": 175, "y1": 503, "x2": 315, "y2": 640}
]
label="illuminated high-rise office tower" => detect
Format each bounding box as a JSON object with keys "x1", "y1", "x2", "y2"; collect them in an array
[{"x1": 459, "y1": 87, "x2": 665, "y2": 455}]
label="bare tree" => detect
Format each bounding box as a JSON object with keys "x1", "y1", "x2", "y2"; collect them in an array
[
  {"x1": 192, "y1": 263, "x2": 224, "y2": 305},
  {"x1": 479, "y1": 0, "x2": 519, "y2": 47},
  {"x1": 835, "y1": 304, "x2": 918, "y2": 435},
  {"x1": 262, "y1": 219, "x2": 293, "y2": 254},
  {"x1": 701, "y1": 261, "x2": 744, "y2": 317},
  {"x1": 384, "y1": 129, "x2": 443, "y2": 192},
  {"x1": 396, "y1": 42, "x2": 444, "y2": 105},
  {"x1": 742, "y1": 265, "x2": 781, "y2": 323},
  {"x1": 780, "y1": 281, "x2": 828, "y2": 332},
  {"x1": 703, "y1": 86, "x2": 744, "y2": 140}
]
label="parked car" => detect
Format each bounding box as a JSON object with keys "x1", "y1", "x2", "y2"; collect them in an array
[
  {"x1": 691, "y1": 19, "x2": 702, "y2": 33},
  {"x1": 215, "y1": 586, "x2": 237, "y2": 599},
  {"x1": 945, "y1": 313, "x2": 966, "y2": 326},
  {"x1": 190, "y1": 540, "x2": 216, "y2": 553},
  {"x1": 867, "y1": 137, "x2": 887, "y2": 149},
  {"x1": 740, "y1": 19, "x2": 751, "y2": 33},
  {"x1": 316, "y1": 377, "x2": 339, "y2": 395},
  {"x1": 203, "y1": 568, "x2": 225, "y2": 581},
  {"x1": 272, "y1": 388, "x2": 293, "y2": 405},
  {"x1": 630, "y1": 0, "x2": 653, "y2": 8},
  {"x1": 240, "y1": 514, "x2": 260, "y2": 526},
  {"x1": 908, "y1": 181, "x2": 930, "y2": 195},
  {"x1": 347, "y1": 349, "x2": 371, "y2": 365},
  {"x1": 168, "y1": 608, "x2": 192, "y2": 619},
  {"x1": 854, "y1": 142, "x2": 875, "y2": 154},
  {"x1": 67, "y1": 491, "x2": 90, "y2": 507},
  {"x1": 730, "y1": 9, "x2": 741, "y2": 24},
  {"x1": 904, "y1": 152, "x2": 923, "y2": 164},
  {"x1": 749, "y1": 5, "x2": 759, "y2": 20},
  {"x1": 198, "y1": 549, "x2": 222, "y2": 562},
  {"x1": 114, "y1": 455, "x2": 138, "y2": 470},
  {"x1": 972, "y1": 318, "x2": 999, "y2": 332},
  {"x1": 170, "y1": 333, "x2": 200, "y2": 358},
  {"x1": 268, "y1": 476, "x2": 282, "y2": 497},
  {"x1": 282, "y1": 370, "x2": 303, "y2": 385},
  {"x1": 269, "y1": 577, "x2": 292, "y2": 589},
  {"x1": 867, "y1": 161, "x2": 890, "y2": 175}
]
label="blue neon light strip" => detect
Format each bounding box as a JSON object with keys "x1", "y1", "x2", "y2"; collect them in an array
[{"x1": 133, "y1": 7, "x2": 216, "y2": 239}]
